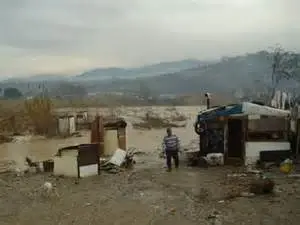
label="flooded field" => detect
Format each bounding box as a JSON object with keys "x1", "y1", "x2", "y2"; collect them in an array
[
  {"x1": 0, "y1": 106, "x2": 201, "y2": 167},
  {"x1": 1, "y1": 106, "x2": 300, "y2": 225}
]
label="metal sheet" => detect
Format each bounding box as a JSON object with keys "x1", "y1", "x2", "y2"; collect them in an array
[{"x1": 109, "y1": 148, "x2": 126, "y2": 166}]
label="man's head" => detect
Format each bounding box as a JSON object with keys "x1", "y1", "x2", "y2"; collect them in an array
[{"x1": 166, "y1": 127, "x2": 172, "y2": 136}]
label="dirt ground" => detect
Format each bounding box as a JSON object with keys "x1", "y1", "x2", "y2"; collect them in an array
[{"x1": 1, "y1": 153, "x2": 300, "y2": 225}]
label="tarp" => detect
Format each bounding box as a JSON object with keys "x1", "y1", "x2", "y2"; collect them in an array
[{"x1": 197, "y1": 102, "x2": 289, "y2": 122}]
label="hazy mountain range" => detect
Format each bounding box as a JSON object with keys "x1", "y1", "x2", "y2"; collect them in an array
[
  {"x1": 1, "y1": 51, "x2": 299, "y2": 97},
  {"x1": 2, "y1": 59, "x2": 205, "y2": 82}
]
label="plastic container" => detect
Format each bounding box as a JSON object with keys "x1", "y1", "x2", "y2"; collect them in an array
[{"x1": 280, "y1": 159, "x2": 293, "y2": 174}]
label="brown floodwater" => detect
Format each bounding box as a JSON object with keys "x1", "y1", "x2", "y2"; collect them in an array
[
  {"x1": 0, "y1": 106, "x2": 200, "y2": 169},
  {"x1": 0, "y1": 133, "x2": 89, "y2": 169}
]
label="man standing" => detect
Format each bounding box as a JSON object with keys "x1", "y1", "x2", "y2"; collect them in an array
[{"x1": 162, "y1": 127, "x2": 180, "y2": 172}]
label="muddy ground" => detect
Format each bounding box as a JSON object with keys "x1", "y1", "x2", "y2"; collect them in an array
[
  {"x1": 1, "y1": 106, "x2": 300, "y2": 224},
  {"x1": 1, "y1": 153, "x2": 300, "y2": 225}
]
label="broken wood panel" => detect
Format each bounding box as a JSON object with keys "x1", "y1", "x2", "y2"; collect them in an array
[{"x1": 248, "y1": 118, "x2": 288, "y2": 132}]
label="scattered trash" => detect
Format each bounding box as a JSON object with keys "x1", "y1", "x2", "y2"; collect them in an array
[
  {"x1": 227, "y1": 173, "x2": 247, "y2": 177},
  {"x1": 15, "y1": 167, "x2": 25, "y2": 177},
  {"x1": 43, "y1": 181, "x2": 53, "y2": 191},
  {"x1": 168, "y1": 208, "x2": 176, "y2": 214},
  {"x1": 206, "y1": 153, "x2": 224, "y2": 166},
  {"x1": 71, "y1": 131, "x2": 82, "y2": 137},
  {"x1": 39, "y1": 181, "x2": 59, "y2": 198},
  {"x1": 240, "y1": 192, "x2": 255, "y2": 197},
  {"x1": 109, "y1": 148, "x2": 127, "y2": 166},
  {"x1": 101, "y1": 148, "x2": 138, "y2": 173},
  {"x1": 26, "y1": 157, "x2": 41, "y2": 173},
  {"x1": 280, "y1": 159, "x2": 293, "y2": 174},
  {"x1": 246, "y1": 169, "x2": 262, "y2": 174},
  {"x1": 207, "y1": 210, "x2": 220, "y2": 219},
  {"x1": 274, "y1": 187, "x2": 283, "y2": 193},
  {"x1": 207, "y1": 210, "x2": 223, "y2": 225}
]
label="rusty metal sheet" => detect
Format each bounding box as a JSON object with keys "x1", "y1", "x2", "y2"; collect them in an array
[{"x1": 77, "y1": 144, "x2": 100, "y2": 167}]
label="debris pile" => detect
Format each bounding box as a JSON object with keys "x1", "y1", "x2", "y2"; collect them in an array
[
  {"x1": 132, "y1": 110, "x2": 187, "y2": 130},
  {"x1": 206, "y1": 153, "x2": 224, "y2": 166},
  {"x1": 100, "y1": 147, "x2": 137, "y2": 173},
  {"x1": 0, "y1": 159, "x2": 16, "y2": 174}
]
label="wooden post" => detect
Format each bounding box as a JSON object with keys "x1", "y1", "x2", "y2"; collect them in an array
[
  {"x1": 90, "y1": 115, "x2": 100, "y2": 143},
  {"x1": 206, "y1": 98, "x2": 210, "y2": 109},
  {"x1": 99, "y1": 116, "x2": 104, "y2": 156},
  {"x1": 296, "y1": 119, "x2": 300, "y2": 156},
  {"x1": 118, "y1": 127, "x2": 127, "y2": 150},
  {"x1": 291, "y1": 105, "x2": 299, "y2": 156},
  {"x1": 205, "y1": 92, "x2": 211, "y2": 109}
]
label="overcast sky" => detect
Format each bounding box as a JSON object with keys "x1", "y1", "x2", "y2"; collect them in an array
[{"x1": 1, "y1": 0, "x2": 299, "y2": 77}]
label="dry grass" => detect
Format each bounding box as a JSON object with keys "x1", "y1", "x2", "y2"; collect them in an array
[
  {"x1": 0, "y1": 101, "x2": 29, "y2": 135},
  {"x1": 24, "y1": 96, "x2": 56, "y2": 136},
  {"x1": 0, "y1": 97, "x2": 53, "y2": 135}
]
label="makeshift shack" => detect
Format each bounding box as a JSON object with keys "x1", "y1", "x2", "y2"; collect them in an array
[
  {"x1": 57, "y1": 115, "x2": 76, "y2": 136},
  {"x1": 90, "y1": 116, "x2": 127, "y2": 156},
  {"x1": 194, "y1": 102, "x2": 291, "y2": 166},
  {"x1": 53, "y1": 144, "x2": 100, "y2": 178}
]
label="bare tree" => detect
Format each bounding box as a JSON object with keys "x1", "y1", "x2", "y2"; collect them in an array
[{"x1": 268, "y1": 45, "x2": 300, "y2": 103}]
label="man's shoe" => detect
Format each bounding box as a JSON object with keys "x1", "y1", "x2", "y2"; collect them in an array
[{"x1": 166, "y1": 168, "x2": 172, "y2": 172}]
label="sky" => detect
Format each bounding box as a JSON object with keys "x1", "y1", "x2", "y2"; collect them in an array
[{"x1": 0, "y1": 0, "x2": 299, "y2": 77}]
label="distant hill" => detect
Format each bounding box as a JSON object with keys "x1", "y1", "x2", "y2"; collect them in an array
[
  {"x1": 76, "y1": 59, "x2": 204, "y2": 80},
  {"x1": 83, "y1": 51, "x2": 300, "y2": 95},
  {"x1": 1, "y1": 74, "x2": 67, "y2": 83},
  {"x1": 1, "y1": 51, "x2": 299, "y2": 98},
  {"x1": 1, "y1": 59, "x2": 204, "y2": 83}
]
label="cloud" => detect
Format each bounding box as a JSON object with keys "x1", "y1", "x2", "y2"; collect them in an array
[{"x1": 0, "y1": 0, "x2": 300, "y2": 76}]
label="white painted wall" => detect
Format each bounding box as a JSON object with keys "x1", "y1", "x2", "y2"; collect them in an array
[
  {"x1": 58, "y1": 117, "x2": 69, "y2": 134},
  {"x1": 54, "y1": 155, "x2": 78, "y2": 177},
  {"x1": 79, "y1": 164, "x2": 98, "y2": 177},
  {"x1": 245, "y1": 142, "x2": 290, "y2": 165},
  {"x1": 53, "y1": 149, "x2": 78, "y2": 177},
  {"x1": 69, "y1": 117, "x2": 76, "y2": 134}
]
